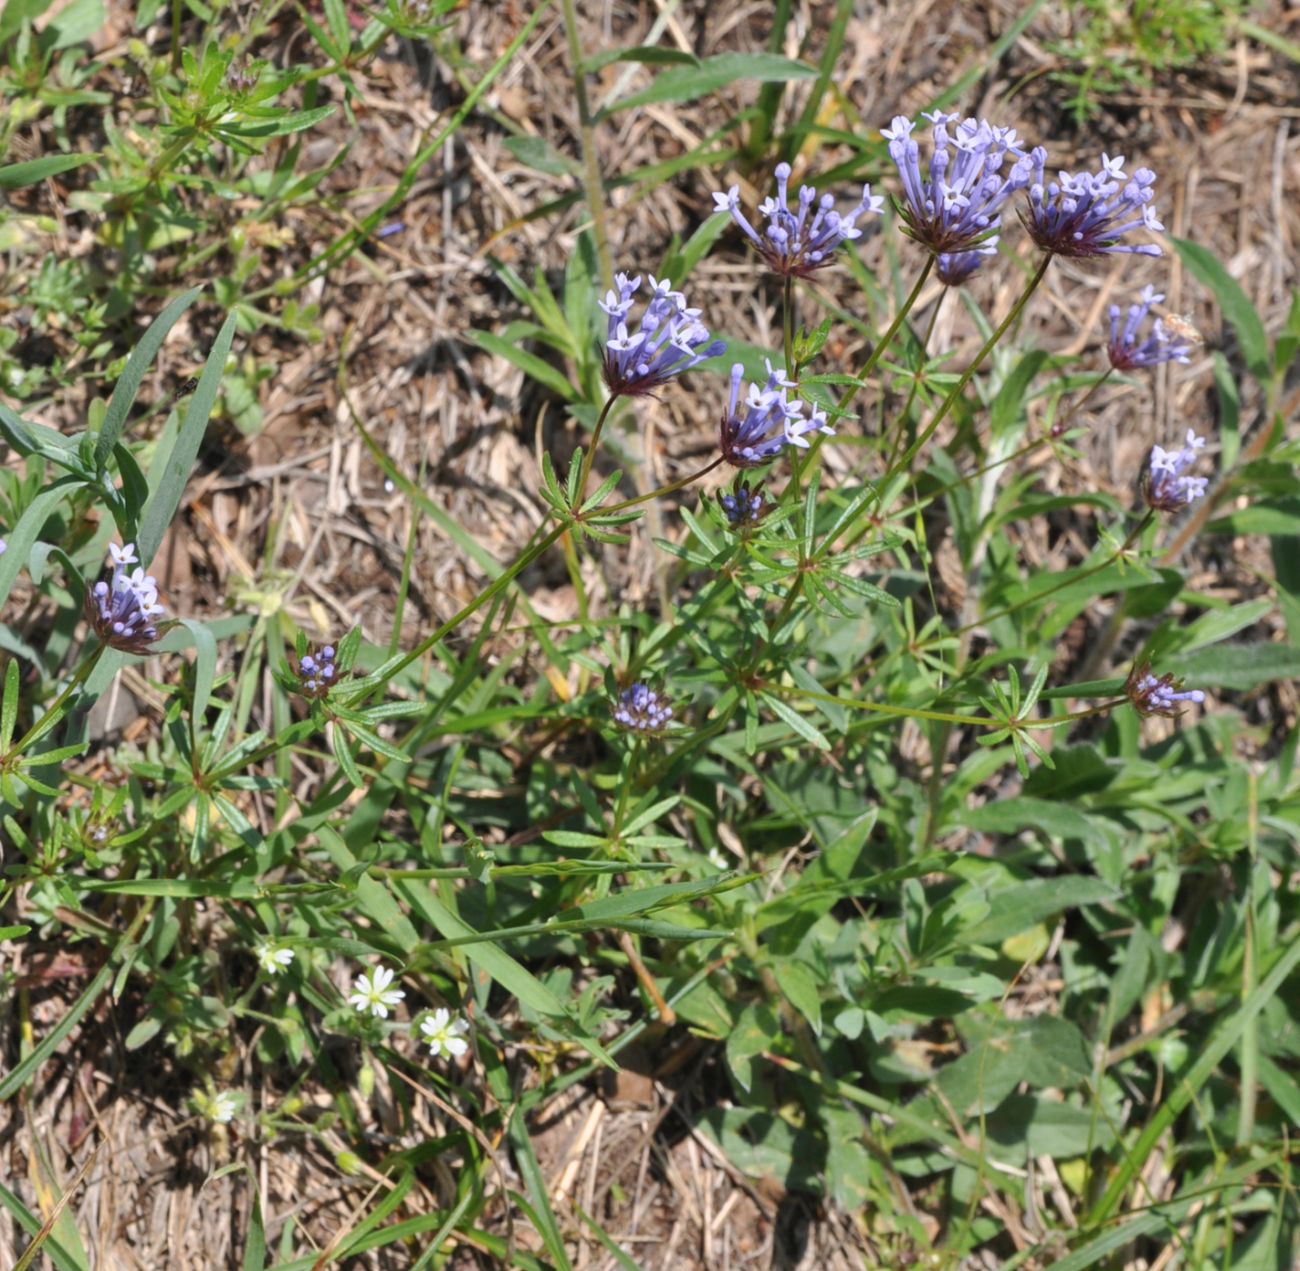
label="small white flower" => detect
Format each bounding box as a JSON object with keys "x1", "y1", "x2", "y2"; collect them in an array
[
  {"x1": 349, "y1": 965, "x2": 405, "y2": 1018},
  {"x1": 198, "y1": 1090, "x2": 240, "y2": 1124},
  {"x1": 707, "y1": 847, "x2": 729, "y2": 871},
  {"x1": 256, "y1": 942, "x2": 294, "y2": 975},
  {"x1": 419, "y1": 1007, "x2": 470, "y2": 1059}
]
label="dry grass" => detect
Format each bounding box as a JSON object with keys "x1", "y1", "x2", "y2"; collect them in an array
[{"x1": 2, "y1": 0, "x2": 1299, "y2": 1265}]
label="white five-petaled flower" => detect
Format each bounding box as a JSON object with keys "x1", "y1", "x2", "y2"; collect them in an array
[
  {"x1": 419, "y1": 1008, "x2": 471, "y2": 1059},
  {"x1": 256, "y1": 942, "x2": 294, "y2": 975},
  {"x1": 199, "y1": 1090, "x2": 240, "y2": 1124},
  {"x1": 349, "y1": 965, "x2": 405, "y2": 1018}
]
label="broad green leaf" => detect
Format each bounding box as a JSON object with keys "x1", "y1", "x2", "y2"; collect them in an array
[
  {"x1": 955, "y1": 875, "x2": 1119, "y2": 947},
  {"x1": 583, "y1": 45, "x2": 700, "y2": 74},
  {"x1": 1174, "y1": 236, "x2": 1270, "y2": 381},
  {"x1": 1171, "y1": 642, "x2": 1300, "y2": 690}
]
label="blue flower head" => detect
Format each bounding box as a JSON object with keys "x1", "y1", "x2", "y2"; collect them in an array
[
  {"x1": 1024, "y1": 151, "x2": 1163, "y2": 257},
  {"x1": 85, "y1": 542, "x2": 165, "y2": 655},
  {"x1": 613, "y1": 683, "x2": 673, "y2": 733},
  {"x1": 882, "y1": 112, "x2": 1033, "y2": 255},
  {"x1": 936, "y1": 241, "x2": 997, "y2": 287},
  {"x1": 718, "y1": 479, "x2": 770, "y2": 530},
  {"x1": 1143, "y1": 430, "x2": 1208, "y2": 511},
  {"x1": 712, "y1": 163, "x2": 883, "y2": 277},
  {"x1": 1108, "y1": 286, "x2": 1197, "y2": 371},
  {"x1": 295, "y1": 645, "x2": 338, "y2": 698},
  {"x1": 600, "y1": 274, "x2": 725, "y2": 398},
  {"x1": 719, "y1": 362, "x2": 833, "y2": 469},
  {"x1": 1126, "y1": 663, "x2": 1205, "y2": 717}
]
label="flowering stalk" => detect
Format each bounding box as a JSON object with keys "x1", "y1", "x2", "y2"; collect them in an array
[
  {"x1": 573, "y1": 394, "x2": 617, "y2": 509},
  {"x1": 8, "y1": 645, "x2": 105, "y2": 758},
  {"x1": 888, "y1": 251, "x2": 1054, "y2": 477}
]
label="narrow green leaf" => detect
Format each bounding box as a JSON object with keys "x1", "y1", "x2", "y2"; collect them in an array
[
  {"x1": 466, "y1": 330, "x2": 576, "y2": 401},
  {"x1": 0, "y1": 153, "x2": 95, "y2": 188},
  {"x1": 96, "y1": 286, "x2": 202, "y2": 467},
  {"x1": 138, "y1": 311, "x2": 237, "y2": 563},
  {"x1": 600, "y1": 52, "x2": 816, "y2": 116}
]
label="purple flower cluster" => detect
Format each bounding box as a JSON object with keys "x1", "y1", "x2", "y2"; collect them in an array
[
  {"x1": 1126, "y1": 664, "x2": 1205, "y2": 717},
  {"x1": 882, "y1": 112, "x2": 1033, "y2": 265},
  {"x1": 599, "y1": 274, "x2": 725, "y2": 398},
  {"x1": 85, "y1": 542, "x2": 165, "y2": 655},
  {"x1": 1107, "y1": 286, "x2": 1197, "y2": 371},
  {"x1": 719, "y1": 362, "x2": 832, "y2": 469},
  {"x1": 296, "y1": 645, "x2": 337, "y2": 697},
  {"x1": 712, "y1": 163, "x2": 884, "y2": 277},
  {"x1": 1024, "y1": 151, "x2": 1163, "y2": 258},
  {"x1": 613, "y1": 684, "x2": 673, "y2": 733},
  {"x1": 1143, "y1": 430, "x2": 1208, "y2": 511},
  {"x1": 719, "y1": 482, "x2": 769, "y2": 529}
]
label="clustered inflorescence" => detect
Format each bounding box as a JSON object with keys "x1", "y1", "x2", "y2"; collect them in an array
[
  {"x1": 719, "y1": 482, "x2": 769, "y2": 529},
  {"x1": 613, "y1": 683, "x2": 673, "y2": 733},
  {"x1": 1126, "y1": 664, "x2": 1206, "y2": 717},
  {"x1": 712, "y1": 162, "x2": 884, "y2": 277},
  {"x1": 882, "y1": 112, "x2": 1033, "y2": 272},
  {"x1": 1107, "y1": 286, "x2": 1197, "y2": 371},
  {"x1": 1144, "y1": 430, "x2": 1209, "y2": 511},
  {"x1": 295, "y1": 645, "x2": 338, "y2": 697},
  {"x1": 600, "y1": 274, "x2": 725, "y2": 398},
  {"x1": 1023, "y1": 151, "x2": 1163, "y2": 258},
  {"x1": 85, "y1": 542, "x2": 166, "y2": 655},
  {"x1": 719, "y1": 362, "x2": 832, "y2": 469}
]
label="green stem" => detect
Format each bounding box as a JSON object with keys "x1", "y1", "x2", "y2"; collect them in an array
[
  {"x1": 888, "y1": 252, "x2": 1053, "y2": 479},
  {"x1": 604, "y1": 455, "x2": 723, "y2": 514},
  {"x1": 574, "y1": 395, "x2": 617, "y2": 508},
  {"x1": 783, "y1": 274, "x2": 795, "y2": 377},
  {"x1": 560, "y1": 0, "x2": 613, "y2": 289},
  {"x1": 952, "y1": 508, "x2": 1154, "y2": 638},
  {"x1": 374, "y1": 523, "x2": 568, "y2": 690},
  {"x1": 836, "y1": 253, "x2": 936, "y2": 417},
  {"x1": 882, "y1": 284, "x2": 947, "y2": 473},
  {"x1": 8, "y1": 646, "x2": 105, "y2": 758}
]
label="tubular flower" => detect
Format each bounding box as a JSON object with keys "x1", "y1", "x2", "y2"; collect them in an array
[
  {"x1": 1023, "y1": 151, "x2": 1163, "y2": 257},
  {"x1": 613, "y1": 683, "x2": 673, "y2": 733},
  {"x1": 719, "y1": 362, "x2": 833, "y2": 469},
  {"x1": 1143, "y1": 430, "x2": 1208, "y2": 511},
  {"x1": 599, "y1": 273, "x2": 725, "y2": 398},
  {"x1": 85, "y1": 542, "x2": 166, "y2": 655},
  {"x1": 1126, "y1": 663, "x2": 1205, "y2": 717},
  {"x1": 881, "y1": 112, "x2": 1033, "y2": 255},
  {"x1": 1107, "y1": 286, "x2": 1197, "y2": 371},
  {"x1": 712, "y1": 163, "x2": 883, "y2": 277}
]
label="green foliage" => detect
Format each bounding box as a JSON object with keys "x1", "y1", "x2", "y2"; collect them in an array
[
  {"x1": 2, "y1": 4, "x2": 1300, "y2": 1268},
  {"x1": 1051, "y1": 0, "x2": 1246, "y2": 124}
]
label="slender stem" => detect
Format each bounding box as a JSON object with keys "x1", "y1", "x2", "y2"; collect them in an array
[
  {"x1": 373, "y1": 523, "x2": 568, "y2": 689},
  {"x1": 836, "y1": 254, "x2": 936, "y2": 417},
  {"x1": 560, "y1": 0, "x2": 613, "y2": 289},
  {"x1": 951, "y1": 508, "x2": 1155, "y2": 638},
  {"x1": 882, "y1": 286, "x2": 947, "y2": 475},
  {"x1": 604, "y1": 455, "x2": 723, "y2": 514},
  {"x1": 782, "y1": 274, "x2": 795, "y2": 377},
  {"x1": 889, "y1": 252, "x2": 1053, "y2": 479},
  {"x1": 9, "y1": 646, "x2": 105, "y2": 758},
  {"x1": 774, "y1": 683, "x2": 996, "y2": 727},
  {"x1": 574, "y1": 395, "x2": 617, "y2": 507},
  {"x1": 1053, "y1": 365, "x2": 1114, "y2": 435}
]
